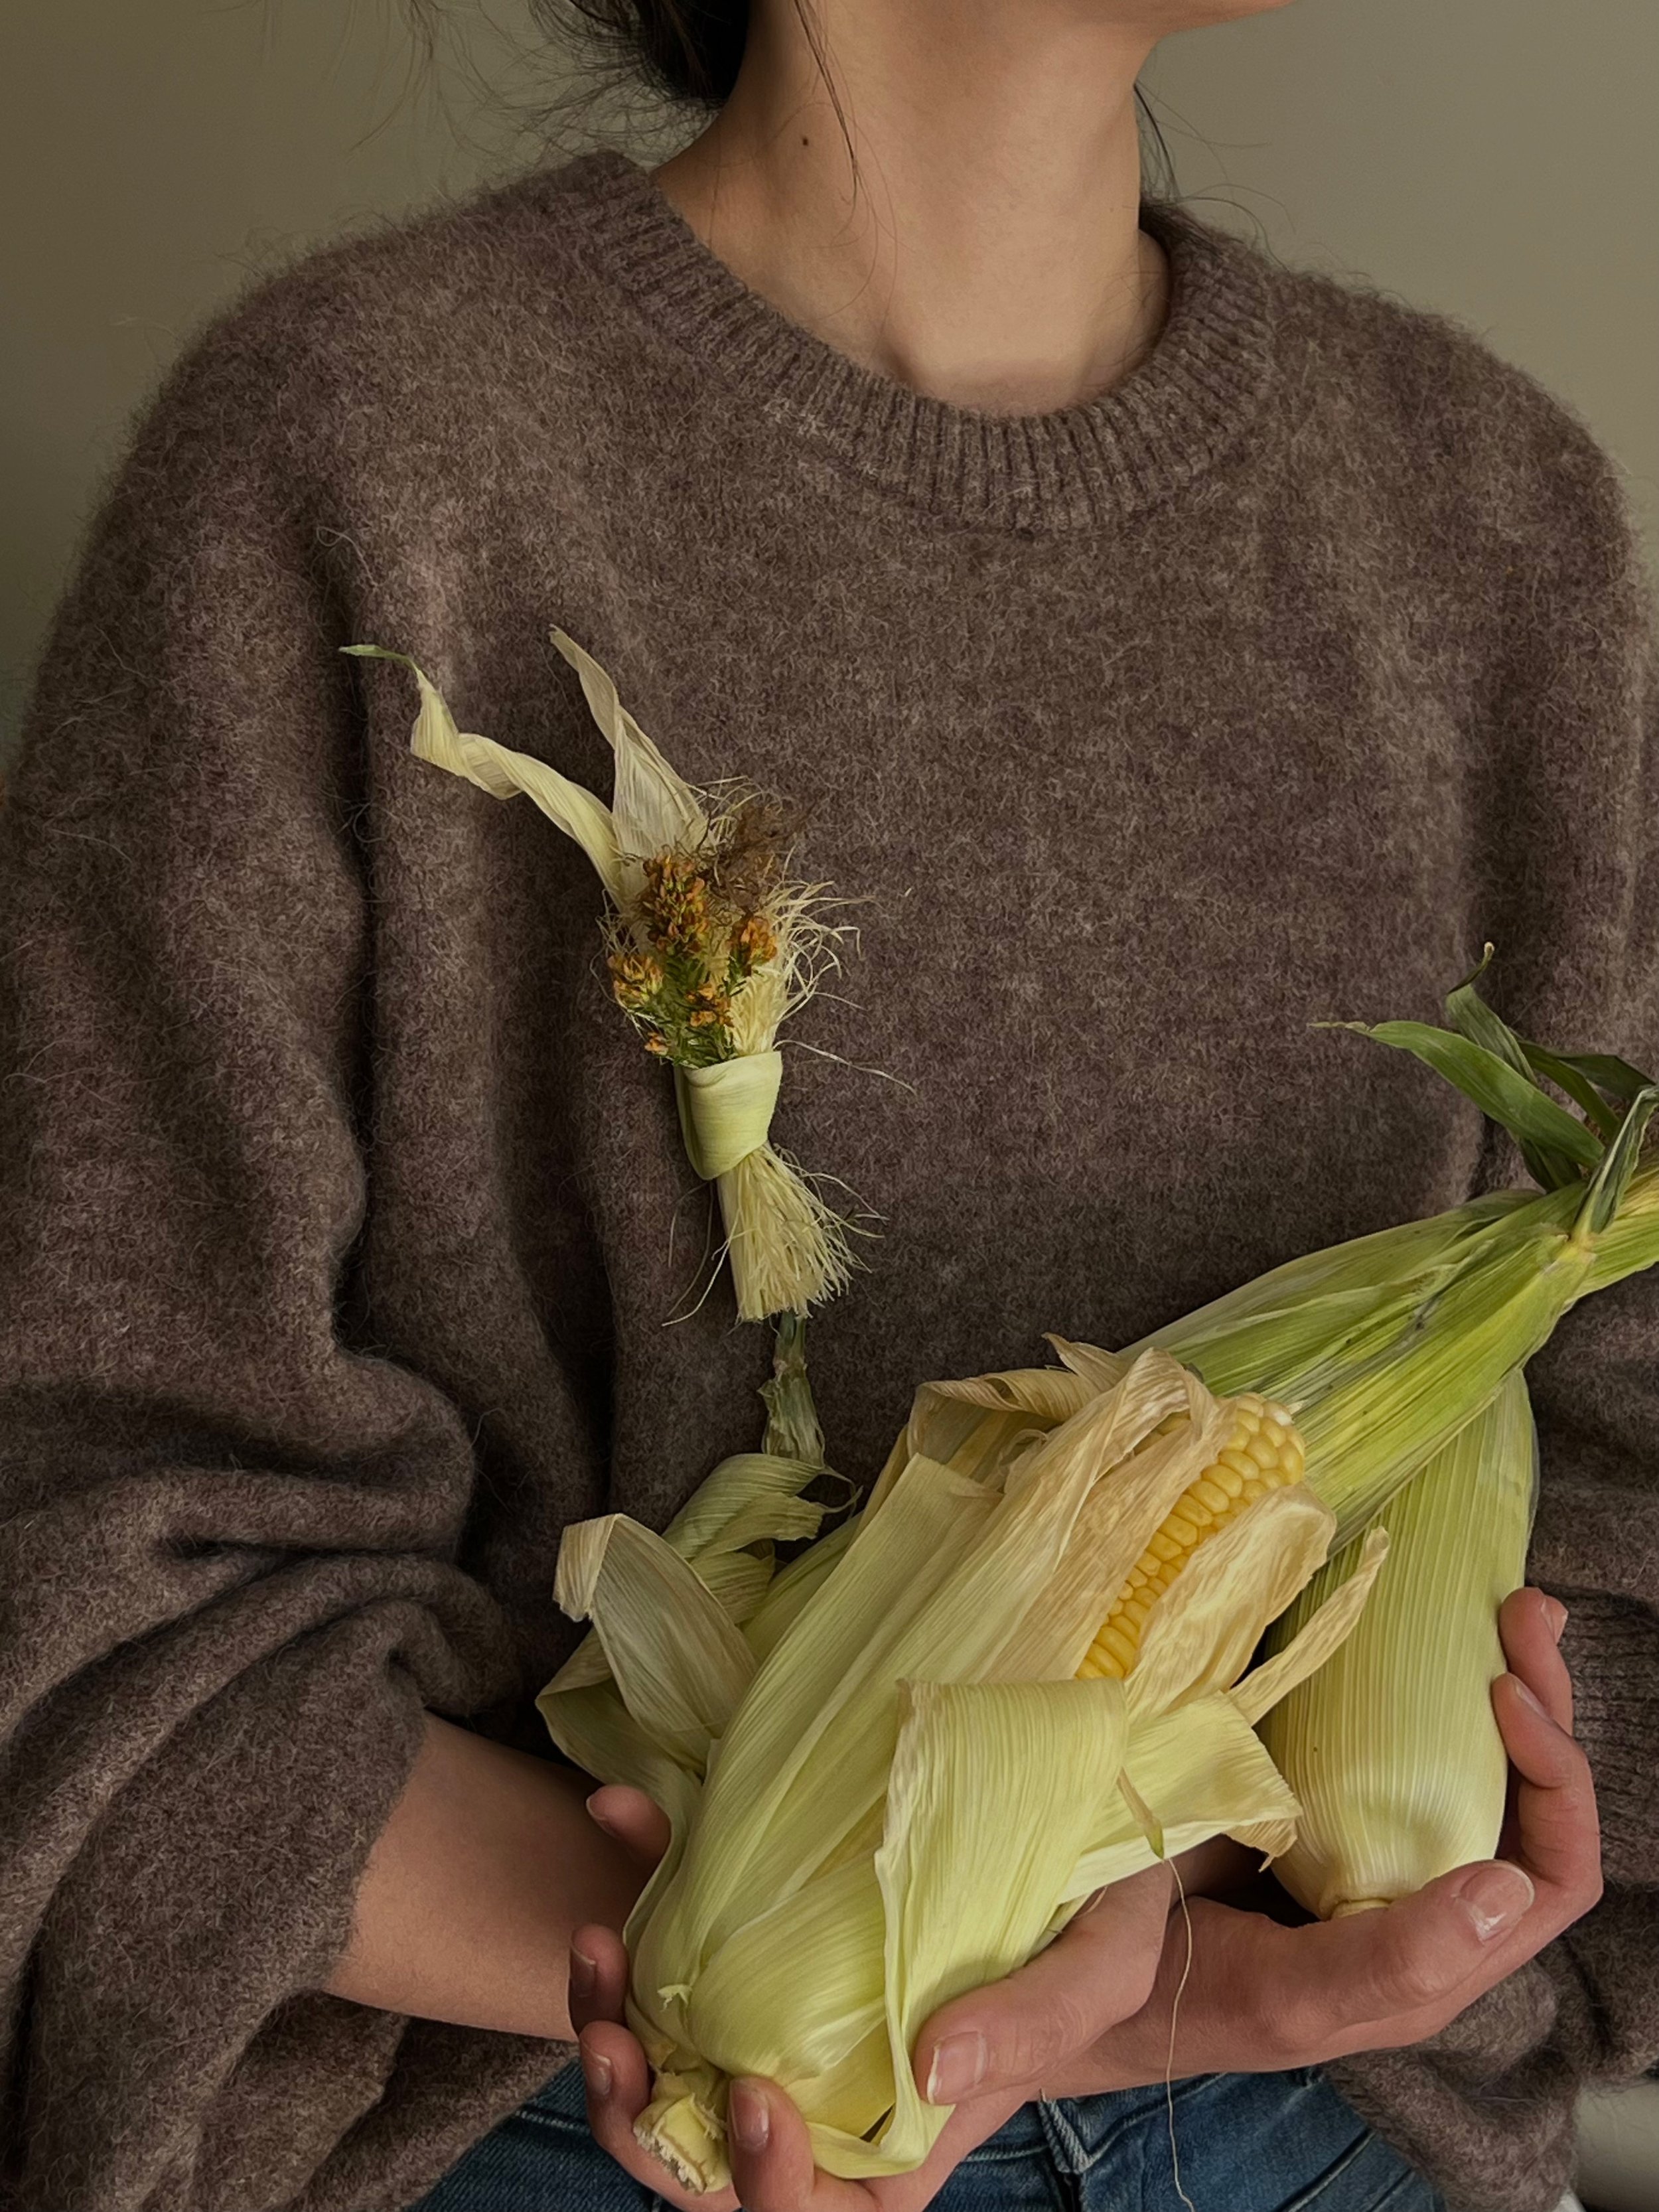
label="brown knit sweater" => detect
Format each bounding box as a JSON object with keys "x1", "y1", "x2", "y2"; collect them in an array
[{"x1": 2, "y1": 145, "x2": 1656, "y2": 2212}]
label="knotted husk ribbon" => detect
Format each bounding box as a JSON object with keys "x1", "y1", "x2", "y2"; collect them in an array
[{"x1": 674, "y1": 1053, "x2": 846, "y2": 1321}]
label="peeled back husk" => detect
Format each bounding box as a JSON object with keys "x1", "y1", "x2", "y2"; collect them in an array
[{"x1": 540, "y1": 1348, "x2": 1386, "y2": 2191}]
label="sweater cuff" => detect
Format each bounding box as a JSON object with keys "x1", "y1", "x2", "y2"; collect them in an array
[{"x1": 1549, "y1": 1588, "x2": 1659, "y2": 1884}]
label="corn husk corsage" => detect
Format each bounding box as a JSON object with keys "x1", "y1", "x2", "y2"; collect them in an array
[{"x1": 342, "y1": 628, "x2": 857, "y2": 1324}]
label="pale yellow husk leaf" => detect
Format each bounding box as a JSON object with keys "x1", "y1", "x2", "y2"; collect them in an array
[
  {"x1": 345, "y1": 645, "x2": 626, "y2": 899},
  {"x1": 1258, "y1": 1370, "x2": 1536, "y2": 1917}
]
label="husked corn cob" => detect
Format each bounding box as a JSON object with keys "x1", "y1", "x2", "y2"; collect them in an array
[{"x1": 1079, "y1": 1394, "x2": 1306, "y2": 1680}]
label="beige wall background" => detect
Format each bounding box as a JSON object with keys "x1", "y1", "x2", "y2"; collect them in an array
[{"x1": 3, "y1": 1, "x2": 1655, "y2": 769}]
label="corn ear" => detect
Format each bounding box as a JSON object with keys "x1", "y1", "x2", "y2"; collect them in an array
[
  {"x1": 540, "y1": 1348, "x2": 1381, "y2": 2191},
  {"x1": 1074, "y1": 948, "x2": 1659, "y2": 1548},
  {"x1": 1050, "y1": 1154, "x2": 1658, "y2": 1551},
  {"x1": 1256, "y1": 1369, "x2": 1536, "y2": 1917}
]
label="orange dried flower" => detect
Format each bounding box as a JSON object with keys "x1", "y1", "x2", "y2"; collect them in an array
[
  {"x1": 640, "y1": 851, "x2": 712, "y2": 954},
  {"x1": 732, "y1": 912, "x2": 778, "y2": 970},
  {"x1": 609, "y1": 947, "x2": 666, "y2": 1011},
  {"x1": 685, "y1": 979, "x2": 733, "y2": 1032}
]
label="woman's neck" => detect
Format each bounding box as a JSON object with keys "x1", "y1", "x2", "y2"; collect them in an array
[{"x1": 650, "y1": 4, "x2": 1169, "y2": 419}]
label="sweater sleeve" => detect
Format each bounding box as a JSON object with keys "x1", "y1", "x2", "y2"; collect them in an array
[
  {"x1": 1330, "y1": 370, "x2": 1659, "y2": 2212},
  {"x1": 0, "y1": 301, "x2": 553, "y2": 2212}
]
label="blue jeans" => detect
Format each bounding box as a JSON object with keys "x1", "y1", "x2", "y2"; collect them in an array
[{"x1": 409, "y1": 2059, "x2": 1445, "y2": 2211}]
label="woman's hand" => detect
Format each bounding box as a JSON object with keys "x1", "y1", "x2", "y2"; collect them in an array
[
  {"x1": 943, "y1": 1584, "x2": 1601, "y2": 2104},
  {"x1": 569, "y1": 1798, "x2": 1176, "y2": 2211}
]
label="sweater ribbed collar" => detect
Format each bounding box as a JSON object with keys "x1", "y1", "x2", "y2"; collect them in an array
[{"x1": 543, "y1": 145, "x2": 1277, "y2": 534}]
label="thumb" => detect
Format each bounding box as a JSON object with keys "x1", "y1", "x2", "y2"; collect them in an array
[
  {"x1": 914, "y1": 1860, "x2": 1175, "y2": 2106},
  {"x1": 586, "y1": 1783, "x2": 672, "y2": 1869},
  {"x1": 1356, "y1": 1857, "x2": 1538, "y2": 2005},
  {"x1": 1259, "y1": 1858, "x2": 1538, "y2": 2059}
]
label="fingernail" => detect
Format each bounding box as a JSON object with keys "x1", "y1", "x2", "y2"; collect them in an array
[
  {"x1": 925, "y1": 2030, "x2": 987, "y2": 2104},
  {"x1": 569, "y1": 1945, "x2": 597, "y2": 2001},
  {"x1": 729, "y1": 2079, "x2": 770, "y2": 2152},
  {"x1": 585, "y1": 1789, "x2": 613, "y2": 1829},
  {"x1": 582, "y1": 2045, "x2": 613, "y2": 2100},
  {"x1": 1512, "y1": 1674, "x2": 1549, "y2": 1718},
  {"x1": 1544, "y1": 1597, "x2": 1569, "y2": 1643},
  {"x1": 1459, "y1": 1862, "x2": 1534, "y2": 1941}
]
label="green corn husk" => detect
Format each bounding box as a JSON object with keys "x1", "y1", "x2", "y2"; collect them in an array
[
  {"x1": 1035, "y1": 1158, "x2": 1655, "y2": 1555},
  {"x1": 1097, "y1": 952, "x2": 1659, "y2": 1546},
  {"x1": 1118, "y1": 1175, "x2": 1587, "y2": 1545},
  {"x1": 1257, "y1": 1368, "x2": 1538, "y2": 1916}
]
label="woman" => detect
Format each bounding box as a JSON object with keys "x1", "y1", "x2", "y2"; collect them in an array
[{"x1": 0, "y1": 3, "x2": 1648, "y2": 2210}]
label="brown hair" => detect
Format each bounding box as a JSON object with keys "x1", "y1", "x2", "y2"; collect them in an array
[{"x1": 545, "y1": 0, "x2": 755, "y2": 106}]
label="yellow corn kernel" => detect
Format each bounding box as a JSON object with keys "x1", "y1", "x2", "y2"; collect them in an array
[
  {"x1": 1092, "y1": 1623, "x2": 1139, "y2": 1671},
  {"x1": 1079, "y1": 1394, "x2": 1305, "y2": 1682}
]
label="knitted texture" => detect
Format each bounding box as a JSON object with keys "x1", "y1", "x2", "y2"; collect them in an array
[{"x1": 1, "y1": 145, "x2": 1656, "y2": 2212}]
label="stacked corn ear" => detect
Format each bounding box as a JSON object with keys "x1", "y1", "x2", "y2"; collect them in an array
[
  {"x1": 1257, "y1": 1368, "x2": 1537, "y2": 1917},
  {"x1": 1053, "y1": 956, "x2": 1652, "y2": 1918},
  {"x1": 540, "y1": 1347, "x2": 1387, "y2": 2191}
]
